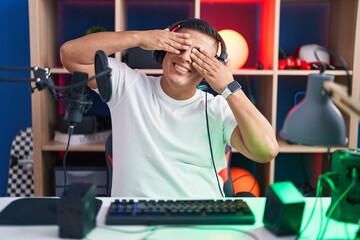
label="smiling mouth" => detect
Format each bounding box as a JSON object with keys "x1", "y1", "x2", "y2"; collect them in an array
[{"x1": 174, "y1": 63, "x2": 190, "y2": 73}]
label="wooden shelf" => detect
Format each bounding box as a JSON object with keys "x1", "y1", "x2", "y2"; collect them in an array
[
  {"x1": 232, "y1": 69, "x2": 274, "y2": 75},
  {"x1": 42, "y1": 141, "x2": 105, "y2": 152},
  {"x1": 53, "y1": 68, "x2": 275, "y2": 76},
  {"x1": 232, "y1": 138, "x2": 347, "y2": 153},
  {"x1": 277, "y1": 70, "x2": 353, "y2": 76},
  {"x1": 277, "y1": 138, "x2": 346, "y2": 153},
  {"x1": 51, "y1": 67, "x2": 352, "y2": 77},
  {"x1": 50, "y1": 67, "x2": 69, "y2": 74}
]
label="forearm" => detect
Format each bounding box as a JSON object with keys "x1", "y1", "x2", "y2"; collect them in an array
[
  {"x1": 227, "y1": 90, "x2": 279, "y2": 163},
  {"x1": 60, "y1": 29, "x2": 191, "y2": 88},
  {"x1": 60, "y1": 31, "x2": 140, "y2": 74}
]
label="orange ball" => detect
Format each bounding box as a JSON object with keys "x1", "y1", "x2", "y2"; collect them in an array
[{"x1": 230, "y1": 167, "x2": 260, "y2": 197}]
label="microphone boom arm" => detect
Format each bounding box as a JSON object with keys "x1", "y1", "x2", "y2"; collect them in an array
[
  {"x1": 0, "y1": 65, "x2": 111, "y2": 101},
  {"x1": 0, "y1": 66, "x2": 58, "y2": 98}
]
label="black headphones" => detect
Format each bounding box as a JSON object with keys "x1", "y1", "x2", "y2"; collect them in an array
[{"x1": 153, "y1": 20, "x2": 228, "y2": 65}]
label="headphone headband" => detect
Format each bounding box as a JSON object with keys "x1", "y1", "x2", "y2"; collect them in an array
[{"x1": 153, "y1": 20, "x2": 227, "y2": 64}]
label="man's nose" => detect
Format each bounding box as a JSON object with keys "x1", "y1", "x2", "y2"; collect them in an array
[{"x1": 178, "y1": 48, "x2": 192, "y2": 63}]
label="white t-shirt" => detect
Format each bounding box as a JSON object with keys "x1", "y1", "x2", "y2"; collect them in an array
[{"x1": 103, "y1": 57, "x2": 237, "y2": 198}]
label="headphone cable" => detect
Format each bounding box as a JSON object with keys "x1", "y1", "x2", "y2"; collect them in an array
[
  {"x1": 205, "y1": 92, "x2": 225, "y2": 198},
  {"x1": 62, "y1": 124, "x2": 74, "y2": 193}
]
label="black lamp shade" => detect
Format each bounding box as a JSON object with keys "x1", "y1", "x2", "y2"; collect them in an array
[{"x1": 280, "y1": 74, "x2": 347, "y2": 147}]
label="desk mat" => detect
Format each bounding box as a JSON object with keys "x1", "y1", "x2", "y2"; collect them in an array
[{"x1": 0, "y1": 198, "x2": 102, "y2": 225}]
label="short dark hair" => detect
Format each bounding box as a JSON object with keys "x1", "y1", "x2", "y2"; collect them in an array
[
  {"x1": 173, "y1": 18, "x2": 222, "y2": 43},
  {"x1": 153, "y1": 18, "x2": 223, "y2": 64}
]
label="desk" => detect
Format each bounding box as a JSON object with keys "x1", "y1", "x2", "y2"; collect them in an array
[{"x1": 0, "y1": 197, "x2": 358, "y2": 240}]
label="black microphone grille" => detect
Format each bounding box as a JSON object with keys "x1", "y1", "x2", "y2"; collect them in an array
[{"x1": 64, "y1": 71, "x2": 92, "y2": 126}]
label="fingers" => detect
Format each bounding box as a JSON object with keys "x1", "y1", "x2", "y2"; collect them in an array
[
  {"x1": 169, "y1": 32, "x2": 192, "y2": 50},
  {"x1": 190, "y1": 48, "x2": 216, "y2": 72},
  {"x1": 161, "y1": 31, "x2": 191, "y2": 54},
  {"x1": 141, "y1": 29, "x2": 191, "y2": 53},
  {"x1": 171, "y1": 31, "x2": 190, "y2": 39}
]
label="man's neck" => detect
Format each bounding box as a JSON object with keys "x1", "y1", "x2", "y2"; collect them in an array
[{"x1": 160, "y1": 77, "x2": 198, "y2": 100}]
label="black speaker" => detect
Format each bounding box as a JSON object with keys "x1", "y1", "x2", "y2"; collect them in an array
[
  {"x1": 57, "y1": 184, "x2": 97, "y2": 239},
  {"x1": 263, "y1": 181, "x2": 305, "y2": 236}
]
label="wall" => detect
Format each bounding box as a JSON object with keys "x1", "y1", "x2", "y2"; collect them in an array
[{"x1": 0, "y1": 0, "x2": 31, "y2": 196}]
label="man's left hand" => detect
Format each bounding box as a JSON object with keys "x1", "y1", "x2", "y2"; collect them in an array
[{"x1": 190, "y1": 47, "x2": 234, "y2": 94}]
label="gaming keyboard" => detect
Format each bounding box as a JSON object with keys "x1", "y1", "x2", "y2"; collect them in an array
[{"x1": 105, "y1": 199, "x2": 255, "y2": 225}]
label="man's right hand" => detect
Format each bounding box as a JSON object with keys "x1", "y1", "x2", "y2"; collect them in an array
[
  {"x1": 137, "y1": 29, "x2": 192, "y2": 54},
  {"x1": 60, "y1": 29, "x2": 192, "y2": 89}
]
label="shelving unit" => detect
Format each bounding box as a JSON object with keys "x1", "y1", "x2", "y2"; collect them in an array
[{"x1": 29, "y1": 0, "x2": 360, "y2": 196}]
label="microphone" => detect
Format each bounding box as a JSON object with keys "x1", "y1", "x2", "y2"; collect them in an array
[
  {"x1": 94, "y1": 50, "x2": 112, "y2": 102},
  {"x1": 64, "y1": 71, "x2": 92, "y2": 127}
]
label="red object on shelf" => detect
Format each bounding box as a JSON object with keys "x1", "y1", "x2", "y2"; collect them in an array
[{"x1": 278, "y1": 57, "x2": 311, "y2": 70}]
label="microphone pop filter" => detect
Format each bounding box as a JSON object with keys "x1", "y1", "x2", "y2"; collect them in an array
[{"x1": 95, "y1": 50, "x2": 112, "y2": 102}]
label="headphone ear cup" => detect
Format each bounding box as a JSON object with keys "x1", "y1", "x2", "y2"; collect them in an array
[
  {"x1": 153, "y1": 50, "x2": 166, "y2": 64},
  {"x1": 153, "y1": 20, "x2": 184, "y2": 65},
  {"x1": 217, "y1": 36, "x2": 228, "y2": 65},
  {"x1": 217, "y1": 56, "x2": 226, "y2": 65}
]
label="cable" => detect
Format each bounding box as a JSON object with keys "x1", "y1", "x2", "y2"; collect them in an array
[
  {"x1": 96, "y1": 225, "x2": 259, "y2": 240},
  {"x1": 319, "y1": 172, "x2": 338, "y2": 193},
  {"x1": 145, "y1": 225, "x2": 259, "y2": 240},
  {"x1": 317, "y1": 175, "x2": 325, "y2": 239},
  {"x1": 205, "y1": 92, "x2": 224, "y2": 198},
  {"x1": 189, "y1": 226, "x2": 260, "y2": 240},
  {"x1": 314, "y1": 47, "x2": 352, "y2": 96},
  {"x1": 300, "y1": 154, "x2": 308, "y2": 180},
  {"x1": 51, "y1": 68, "x2": 111, "y2": 91},
  {"x1": 62, "y1": 125, "x2": 74, "y2": 193},
  {"x1": 296, "y1": 173, "x2": 325, "y2": 240},
  {"x1": 319, "y1": 168, "x2": 358, "y2": 239},
  {"x1": 96, "y1": 225, "x2": 155, "y2": 234},
  {"x1": 92, "y1": 225, "x2": 157, "y2": 240}
]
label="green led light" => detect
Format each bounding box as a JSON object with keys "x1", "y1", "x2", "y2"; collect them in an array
[{"x1": 270, "y1": 181, "x2": 304, "y2": 204}]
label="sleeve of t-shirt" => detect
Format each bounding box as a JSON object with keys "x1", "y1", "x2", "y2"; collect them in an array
[{"x1": 106, "y1": 57, "x2": 140, "y2": 111}]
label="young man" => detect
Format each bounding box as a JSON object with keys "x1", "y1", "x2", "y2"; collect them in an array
[{"x1": 60, "y1": 18, "x2": 279, "y2": 198}]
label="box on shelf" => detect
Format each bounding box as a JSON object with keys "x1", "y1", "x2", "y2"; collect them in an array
[{"x1": 54, "y1": 166, "x2": 108, "y2": 197}]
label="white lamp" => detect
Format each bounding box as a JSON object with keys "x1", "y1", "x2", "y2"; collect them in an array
[{"x1": 280, "y1": 47, "x2": 360, "y2": 147}]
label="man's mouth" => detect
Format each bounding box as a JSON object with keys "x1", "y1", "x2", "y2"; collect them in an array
[{"x1": 174, "y1": 63, "x2": 190, "y2": 73}]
